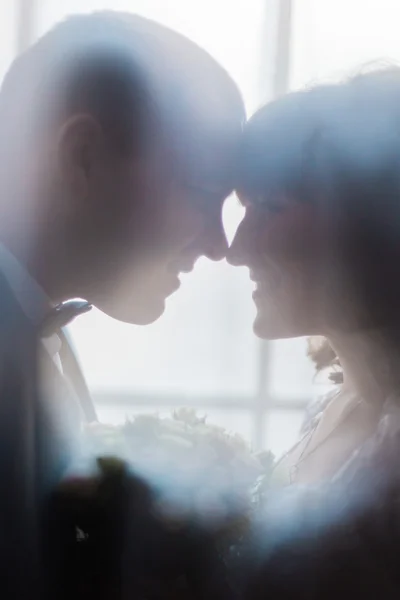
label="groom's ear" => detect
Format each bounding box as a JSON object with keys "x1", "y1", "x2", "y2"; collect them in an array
[{"x1": 56, "y1": 114, "x2": 105, "y2": 200}]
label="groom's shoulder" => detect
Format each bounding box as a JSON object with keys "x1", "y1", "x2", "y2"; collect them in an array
[
  {"x1": 0, "y1": 270, "x2": 34, "y2": 345},
  {"x1": 0, "y1": 270, "x2": 18, "y2": 325}
]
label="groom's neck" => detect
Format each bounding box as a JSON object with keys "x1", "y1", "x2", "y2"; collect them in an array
[{"x1": 0, "y1": 220, "x2": 72, "y2": 306}]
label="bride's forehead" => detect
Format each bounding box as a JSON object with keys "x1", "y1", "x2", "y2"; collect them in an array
[{"x1": 238, "y1": 125, "x2": 324, "y2": 201}]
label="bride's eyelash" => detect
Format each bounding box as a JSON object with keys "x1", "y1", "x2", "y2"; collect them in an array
[{"x1": 233, "y1": 191, "x2": 286, "y2": 213}]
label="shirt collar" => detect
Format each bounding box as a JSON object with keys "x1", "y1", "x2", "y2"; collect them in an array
[{"x1": 0, "y1": 242, "x2": 50, "y2": 325}]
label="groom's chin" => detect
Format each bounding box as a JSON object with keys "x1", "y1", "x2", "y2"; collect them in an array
[
  {"x1": 96, "y1": 297, "x2": 167, "y2": 326},
  {"x1": 134, "y1": 301, "x2": 166, "y2": 326}
]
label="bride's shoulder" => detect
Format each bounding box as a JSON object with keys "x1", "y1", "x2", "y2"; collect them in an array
[{"x1": 333, "y1": 395, "x2": 400, "y2": 493}]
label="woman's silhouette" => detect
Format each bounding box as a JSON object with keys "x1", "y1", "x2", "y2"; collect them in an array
[{"x1": 231, "y1": 67, "x2": 400, "y2": 598}]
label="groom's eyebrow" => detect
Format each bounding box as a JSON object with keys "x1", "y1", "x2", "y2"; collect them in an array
[
  {"x1": 188, "y1": 166, "x2": 234, "y2": 195},
  {"x1": 186, "y1": 182, "x2": 230, "y2": 201},
  {"x1": 204, "y1": 181, "x2": 234, "y2": 200}
]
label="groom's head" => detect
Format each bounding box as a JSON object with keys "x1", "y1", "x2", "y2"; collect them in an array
[{"x1": 0, "y1": 12, "x2": 244, "y2": 324}]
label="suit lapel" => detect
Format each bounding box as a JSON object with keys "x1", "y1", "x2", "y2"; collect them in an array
[
  {"x1": 0, "y1": 270, "x2": 95, "y2": 596},
  {"x1": 58, "y1": 330, "x2": 97, "y2": 423},
  {"x1": 0, "y1": 271, "x2": 45, "y2": 595},
  {"x1": 39, "y1": 344, "x2": 86, "y2": 482}
]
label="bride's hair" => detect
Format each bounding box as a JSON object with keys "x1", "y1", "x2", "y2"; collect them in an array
[
  {"x1": 310, "y1": 66, "x2": 400, "y2": 386},
  {"x1": 241, "y1": 65, "x2": 400, "y2": 207},
  {"x1": 307, "y1": 336, "x2": 343, "y2": 384}
]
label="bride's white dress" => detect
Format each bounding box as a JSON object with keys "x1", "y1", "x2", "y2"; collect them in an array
[{"x1": 247, "y1": 396, "x2": 400, "y2": 599}]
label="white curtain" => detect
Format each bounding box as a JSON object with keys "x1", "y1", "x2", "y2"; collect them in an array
[{"x1": 291, "y1": 0, "x2": 400, "y2": 90}]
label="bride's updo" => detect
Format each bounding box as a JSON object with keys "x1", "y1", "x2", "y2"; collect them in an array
[{"x1": 309, "y1": 68, "x2": 400, "y2": 383}]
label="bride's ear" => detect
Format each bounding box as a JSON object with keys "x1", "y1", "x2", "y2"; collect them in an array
[{"x1": 56, "y1": 114, "x2": 104, "y2": 200}]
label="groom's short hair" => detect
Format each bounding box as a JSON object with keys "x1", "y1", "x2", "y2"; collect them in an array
[{"x1": 0, "y1": 11, "x2": 244, "y2": 157}]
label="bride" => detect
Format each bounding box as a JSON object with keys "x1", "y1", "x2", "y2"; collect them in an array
[{"x1": 231, "y1": 67, "x2": 400, "y2": 597}]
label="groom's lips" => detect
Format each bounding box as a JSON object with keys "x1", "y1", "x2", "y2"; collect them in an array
[
  {"x1": 165, "y1": 275, "x2": 181, "y2": 296},
  {"x1": 168, "y1": 261, "x2": 196, "y2": 275}
]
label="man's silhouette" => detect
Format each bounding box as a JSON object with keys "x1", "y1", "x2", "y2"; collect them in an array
[{"x1": 0, "y1": 11, "x2": 244, "y2": 596}]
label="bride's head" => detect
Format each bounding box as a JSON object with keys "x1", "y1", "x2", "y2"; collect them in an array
[{"x1": 230, "y1": 68, "x2": 400, "y2": 340}]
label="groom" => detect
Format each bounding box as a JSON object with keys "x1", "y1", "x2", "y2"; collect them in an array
[{"x1": 0, "y1": 11, "x2": 244, "y2": 596}]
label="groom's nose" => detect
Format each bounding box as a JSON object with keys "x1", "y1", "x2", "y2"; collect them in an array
[
  {"x1": 227, "y1": 235, "x2": 244, "y2": 266},
  {"x1": 202, "y1": 218, "x2": 228, "y2": 261},
  {"x1": 227, "y1": 216, "x2": 252, "y2": 266}
]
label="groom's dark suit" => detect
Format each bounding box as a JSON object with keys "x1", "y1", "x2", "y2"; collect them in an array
[{"x1": 0, "y1": 265, "x2": 96, "y2": 597}]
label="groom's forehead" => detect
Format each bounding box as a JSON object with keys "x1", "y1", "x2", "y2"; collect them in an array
[
  {"x1": 180, "y1": 148, "x2": 237, "y2": 197},
  {"x1": 173, "y1": 120, "x2": 241, "y2": 186}
]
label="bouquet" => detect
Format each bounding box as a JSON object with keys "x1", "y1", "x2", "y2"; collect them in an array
[{"x1": 52, "y1": 409, "x2": 275, "y2": 599}]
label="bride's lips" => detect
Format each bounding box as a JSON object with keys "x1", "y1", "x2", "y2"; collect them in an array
[
  {"x1": 251, "y1": 271, "x2": 282, "y2": 300},
  {"x1": 252, "y1": 282, "x2": 268, "y2": 300},
  {"x1": 250, "y1": 262, "x2": 282, "y2": 285}
]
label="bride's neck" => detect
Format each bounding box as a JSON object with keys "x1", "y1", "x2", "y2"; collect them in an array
[{"x1": 328, "y1": 326, "x2": 400, "y2": 406}]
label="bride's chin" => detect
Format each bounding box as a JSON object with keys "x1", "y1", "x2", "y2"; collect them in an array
[
  {"x1": 253, "y1": 312, "x2": 273, "y2": 340},
  {"x1": 253, "y1": 309, "x2": 286, "y2": 340},
  {"x1": 253, "y1": 322, "x2": 272, "y2": 340}
]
